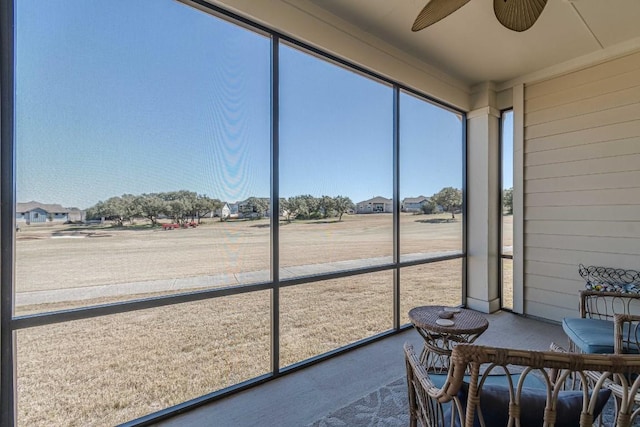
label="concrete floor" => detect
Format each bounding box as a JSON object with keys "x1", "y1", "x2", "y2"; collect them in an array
[{"x1": 154, "y1": 311, "x2": 567, "y2": 427}]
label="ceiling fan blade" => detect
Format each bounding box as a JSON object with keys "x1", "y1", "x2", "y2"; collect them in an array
[
  {"x1": 412, "y1": 0, "x2": 471, "y2": 32},
  {"x1": 494, "y1": 0, "x2": 548, "y2": 32}
]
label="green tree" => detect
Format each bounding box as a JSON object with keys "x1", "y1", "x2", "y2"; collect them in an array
[
  {"x1": 503, "y1": 187, "x2": 513, "y2": 215},
  {"x1": 240, "y1": 197, "x2": 269, "y2": 219},
  {"x1": 87, "y1": 194, "x2": 135, "y2": 226},
  {"x1": 420, "y1": 198, "x2": 437, "y2": 215},
  {"x1": 193, "y1": 195, "x2": 222, "y2": 223},
  {"x1": 278, "y1": 198, "x2": 289, "y2": 220},
  {"x1": 85, "y1": 200, "x2": 107, "y2": 222},
  {"x1": 301, "y1": 195, "x2": 320, "y2": 219},
  {"x1": 87, "y1": 190, "x2": 220, "y2": 226},
  {"x1": 318, "y1": 195, "x2": 335, "y2": 219},
  {"x1": 333, "y1": 196, "x2": 354, "y2": 221},
  {"x1": 432, "y1": 187, "x2": 462, "y2": 219},
  {"x1": 121, "y1": 194, "x2": 141, "y2": 225},
  {"x1": 161, "y1": 190, "x2": 197, "y2": 223},
  {"x1": 166, "y1": 199, "x2": 189, "y2": 224},
  {"x1": 102, "y1": 198, "x2": 123, "y2": 225},
  {"x1": 137, "y1": 194, "x2": 166, "y2": 225},
  {"x1": 284, "y1": 195, "x2": 309, "y2": 221},
  {"x1": 280, "y1": 198, "x2": 293, "y2": 222}
]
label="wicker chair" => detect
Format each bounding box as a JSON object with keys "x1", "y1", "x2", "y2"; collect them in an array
[
  {"x1": 615, "y1": 314, "x2": 640, "y2": 355},
  {"x1": 563, "y1": 265, "x2": 640, "y2": 355},
  {"x1": 405, "y1": 342, "x2": 640, "y2": 427},
  {"x1": 608, "y1": 314, "x2": 640, "y2": 424}
]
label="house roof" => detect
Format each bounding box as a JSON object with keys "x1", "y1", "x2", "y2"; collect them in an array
[
  {"x1": 358, "y1": 196, "x2": 392, "y2": 204},
  {"x1": 16, "y1": 201, "x2": 70, "y2": 214},
  {"x1": 402, "y1": 196, "x2": 429, "y2": 204}
]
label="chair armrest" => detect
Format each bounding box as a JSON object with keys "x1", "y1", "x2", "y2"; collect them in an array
[
  {"x1": 614, "y1": 313, "x2": 640, "y2": 354},
  {"x1": 404, "y1": 342, "x2": 466, "y2": 427},
  {"x1": 404, "y1": 342, "x2": 463, "y2": 402}
]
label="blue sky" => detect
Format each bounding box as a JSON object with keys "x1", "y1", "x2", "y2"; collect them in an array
[
  {"x1": 16, "y1": 0, "x2": 467, "y2": 209},
  {"x1": 502, "y1": 111, "x2": 514, "y2": 189}
]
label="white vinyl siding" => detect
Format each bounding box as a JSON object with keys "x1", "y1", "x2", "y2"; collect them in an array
[{"x1": 523, "y1": 50, "x2": 640, "y2": 322}]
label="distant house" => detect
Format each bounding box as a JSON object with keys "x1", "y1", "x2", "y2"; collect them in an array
[
  {"x1": 16, "y1": 201, "x2": 71, "y2": 224},
  {"x1": 227, "y1": 203, "x2": 240, "y2": 218},
  {"x1": 401, "y1": 196, "x2": 430, "y2": 213},
  {"x1": 202, "y1": 202, "x2": 231, "y2": 219},
  {"x1": 214, "y1": 203, "x2": 231, "y2": 219},
  {"x1": 356, "y1": 196, "x2": 392, "y2": 214},
  {"x1": 67, "y1": 208, "x2": 86, "y2": 222}
]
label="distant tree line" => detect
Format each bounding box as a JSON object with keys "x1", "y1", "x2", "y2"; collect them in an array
[
  {"x1": 280, "y1": 195, "x2": 354, "y2": 222},
  {"x1": 84, "y1": 192, "x2": 356, "y2": 226},
  {"x1": 85, "y1": 187, "x2": 467, "y2": 227},
  {"x1": 85, "y1": 191, "x2": 222, "y2": 226}
]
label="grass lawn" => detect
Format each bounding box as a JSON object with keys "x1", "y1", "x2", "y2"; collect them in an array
[{"x1": 14, "y1": 213, "x2": 480, "y2": 426}]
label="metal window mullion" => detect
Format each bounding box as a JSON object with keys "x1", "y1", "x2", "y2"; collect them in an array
[
  {"x1": 1, "y1": 0, "x2": 16, "y2": 425},
  {"x1": 392, "y1": 87, "x2": 400, "y2": 330},
  {"x1": 461, "y1": 112, "x2": 468, "y2": 307},
  {"x1": 270, "y1": 35, "x2": 280, "y2": 375},
  {"x1": 498, "y1": 111, "x2": 504, "y2": 305}
]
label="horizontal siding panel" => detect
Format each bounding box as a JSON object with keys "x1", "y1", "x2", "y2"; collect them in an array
[
  {"x1": 526, "y1": 276, "x2": 581, "y2": 300},
  {"x1": 526, "y1": 154, "x2": 640, "y2": 179},
  {"x1": 525, "y1": 102, "x2": 640, "y2": 140},
  {"x1": 526, "y1": 234, "x2": 640, "y2": 255},
  {"x1": 523, "y1": 54, "x2": 640, "y2": 323},
  {"x1": 526, "y1": 205, "x2": 640, "y2": 221},
  {"x1": 525, "y1": 260, "x2": 585, "y2": 282},
  {"x1": 525, "y1": 247, "x2": 640, "y2": 268},
  {"x1": 525, "y1": 188, "x2": 640, "y2": 207},
  {"x1": 526, "y1": 170, "x2": 640, "y2": 193},
  {"x1": 526, "y1": 84, "x2": 640, "y2": 126},
  {"x1": 525, "y1": 51, "x2": 640, "y2": 100},
  {"x1": 526, "y1": 291, "x2": 577, "y2": 315},
  {"x1": 526, "y1": 67, "x2": 640, "y2": 112},
  {"x1": 524, "y1": 300, "x2": 575, "y2": 323},
  {"x1": 525, "y1": 120, "x2": 640, "y2": 153},
  {"x1": 525, "y1": 137, "x2": 640, "y2": 166},
  {"x1": 525, "y1": 286, "x2": 579, "y2": 315},
  {"x1": 526, "y1": 220, "x2": 640, "y2": 238}
]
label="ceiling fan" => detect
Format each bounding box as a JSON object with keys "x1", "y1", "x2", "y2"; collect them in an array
[{"x1": 412, "y1": 0, "x2": 548, "y2": 32}]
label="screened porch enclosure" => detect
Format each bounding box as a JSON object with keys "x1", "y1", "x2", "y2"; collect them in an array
[
  {"x1": 4, "y1": 1, "x2": 465, "y2": 425},
  {"x1": 2, "y1": 0, "x2": 640, "y2": 426}
]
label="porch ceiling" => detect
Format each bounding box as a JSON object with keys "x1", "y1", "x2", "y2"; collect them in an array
[{"x1": 300, "y1": 0, "x2": 640, "y2": 87}]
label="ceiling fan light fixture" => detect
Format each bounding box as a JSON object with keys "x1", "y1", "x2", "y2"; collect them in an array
[
  {"x1": 493, "y1": 0, "x2": 548, "y2": 32},
  {"x1": 411, "y1": 0, "x2": 471, "y2": 32}
]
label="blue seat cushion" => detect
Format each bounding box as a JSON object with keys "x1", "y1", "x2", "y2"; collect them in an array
[
  {"x1": 441, "y1": 371, "x2": 611, "y2": 427},
  {"x1": 563, "y1": 317, "x2": 616, "y2": 354},
  {"x1": 447, "y1": 383, "x2": 611, "y2": 427}
]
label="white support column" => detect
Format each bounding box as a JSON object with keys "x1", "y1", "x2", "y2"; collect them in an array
[{"x1": 466, "y1": 84, "x2": 501, "y2": 313}]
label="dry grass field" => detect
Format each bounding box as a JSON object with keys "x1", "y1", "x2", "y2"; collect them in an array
[
  {"x1": 502, "y1": 215, "x2": 514, "y2": 309},
  {"x1": 14, "y1": 213, "x2": 481, "y2": 426},
  {"x1": 15, "y1": 213, "x2": 462, "y2": 294}
]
